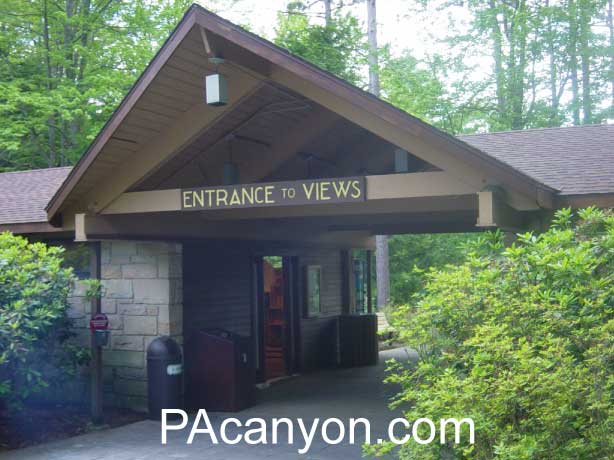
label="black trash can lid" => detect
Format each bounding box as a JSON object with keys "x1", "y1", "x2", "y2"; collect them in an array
[{"x1": 147, "y1": 336, "x2": 182, "y2": 360}]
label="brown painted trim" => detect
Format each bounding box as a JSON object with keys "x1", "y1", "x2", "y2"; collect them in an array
[
  {"x1": 45, "y1": 6, "x2": 198, "y2": 220},
  {"x1": 556, "y1": 193, "x2": 614, "y2": 208},
  {"x1": 0, "y1": 221, "x2": 69, "y2": 235}
]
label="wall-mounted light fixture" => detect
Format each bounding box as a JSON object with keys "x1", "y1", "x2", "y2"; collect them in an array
[{"x1": 205, "y1": 57, "x2": 227, "y2": 106}]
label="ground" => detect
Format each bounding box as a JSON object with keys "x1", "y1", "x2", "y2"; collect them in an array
[{"x1": 0, "y1": 348, "x2": 416, "y2": 460}]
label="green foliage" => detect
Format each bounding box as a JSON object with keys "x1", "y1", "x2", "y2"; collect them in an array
[
  {"x1": 388, "y1": 233, "x2": 478, "y2": 306},
  {"x1": 0, "y1": 232, "x2": 89, "y2": 409},
  {"x1": 380, "y1": 209, "x2": 614, "y2": 459},
  {"x1": 274, "y1": 5, "x2": 366, "y2": 86},
  {"x1": 0, "y1": 0, "x2": 192, "y2": 171}
]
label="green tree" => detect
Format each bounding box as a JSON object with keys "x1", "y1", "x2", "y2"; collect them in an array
[
  {"x1": 374, "y1": 209, "x2": 614, "y2": 459},
  {"x1": 0, "y1": 232, "x2": 90, "y2": 408},
  {"x1": 0, "y1": 0, "x2": 192, "y2": 172},
  {"x1": 274, "y1": 2, "x2": 366, "y2": 86},
  {"x1": 388, "y1": 233, "x2": 478, "y2": 306}
]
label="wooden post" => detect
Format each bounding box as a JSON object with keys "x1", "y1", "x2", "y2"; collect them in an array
[
  {"x1": 366, "y1": 250, "x2": 373, "y2": 314},
  {"x1": 89, "y1": 242, "x2": 103, "y2": 425}
]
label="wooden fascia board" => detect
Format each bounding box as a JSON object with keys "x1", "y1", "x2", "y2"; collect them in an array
[{"x1": 101, "y1": 172, "x2": 478, "y2": 216}]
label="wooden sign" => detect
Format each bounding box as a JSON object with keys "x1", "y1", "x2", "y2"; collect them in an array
[{"x1": 181, "y1": 177, "x2": 365, "y2": 211}]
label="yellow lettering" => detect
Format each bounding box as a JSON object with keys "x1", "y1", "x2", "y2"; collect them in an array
[
  {"x1": 303, "y1": 183, "x2": 315, "y2": 200},
  {"x1": 205, "y1": 189, "x2": 215, "y2": 207},
  {"x1": 332, "y1": 180, "x2": 351, "y2": 198},
  {"x1": 350, "y1": 180, "x2": 362, "y2": 199},
  {"x1": 229, "y1": 189, "x2": 242, "y2": 206},
  {"x1": 192, "y1": 190, "x2": 204, "y2": 208},
  {"x1": 242, "y1": 187, "x2": 254, "y2": 205},
  {"x1": 182, "y1": 191, "x2": 193, "y2": 208},
  {"x1": 265, "y1": 185, "x2": 275, "y2": 204},
  {"x1": 319, "y1": 181, "x2": 331, "y2": 200},
  {"x1": 216, "y1": 189, "x2": 228, "y2": 206},
  {"x1": 254, "y1": 186, "x2": 264, "y2": 203}
]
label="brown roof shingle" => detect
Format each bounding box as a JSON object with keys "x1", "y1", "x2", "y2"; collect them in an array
[
  {"x1": 460, "y1": 124, "x2": 614, "y2": 196},
  {"x1": 0, "y1": 167, "x2": 72, "y2": 225}
]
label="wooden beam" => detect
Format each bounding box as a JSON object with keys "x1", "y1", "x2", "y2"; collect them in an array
[
  {"x1": 102, "y1": 172, "x2": 479, "y2": 216},
  {"x1": 74, "y1": 212, "x2": 373, "y2": 247},
  {"x1": 476, "y1": 189, "x2": 525, "y2": 231}
]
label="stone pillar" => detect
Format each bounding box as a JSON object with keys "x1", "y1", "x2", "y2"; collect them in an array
[{"x1": 98, "y1": 240, "x2": 183, "y2": 412}]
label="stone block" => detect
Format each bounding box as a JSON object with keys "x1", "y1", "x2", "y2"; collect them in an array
[
  {"x1": 101, "y1": 264, "x2": 122, "y2": 279},
  {"x1": 102, "y1": 279, "x2": 133, "y2": 299},
  {"x1": 122, "y1": 263, "x2": 157, "y2": 279},
  {"x1": 71, "y1": 280, "x2": 89, "y2": 297},
  {"x1": 67, "y1": 307, "x2": 86, "y2": 320},
  {"x1": 104, "y1": 350, "x2": 144, "y2": 368},
  {"x1": 107, "y1": 314, "x2": 123, "y2": 330},
  {"x1": 129, "y1": 255, "x2": 157, "y2": 264},
  {"x1": 114, "y1": 378, "x2": 148, "y2": 397},
  {"x1": 118, "y1": 303, "x2": 159, "y2": 316},
  {"x1": 111, "y1": 335, "x2": 144, "y2": 351},
  {"x1": 101, "y1": 298, "x2": 117, "y2": 314},
  {"x1": 101, "y1": 242, "x2": 111, "y2": 264},
  {"x1": 116, "y1": 366, "x2": 147, "y2": 380},
  {"x1": 111, "y1": 241, "x2": 137, "y2": 258},
  {"x1": 133, "y1": 279, "x2": 169, "y2": 303},
  {"x1": 136, "y1": 242, "x2": 167, "y2": 256},
  {"x1": 68, "y1": 296, "x2": 88, "y2": 312},
  {"x1": 124, "y1": 315, "x2": 157, "y2": 336}
]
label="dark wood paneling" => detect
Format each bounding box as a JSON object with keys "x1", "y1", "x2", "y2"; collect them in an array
[{"x1": 182, "y1": 240, "x2": 348, "y2": 375}]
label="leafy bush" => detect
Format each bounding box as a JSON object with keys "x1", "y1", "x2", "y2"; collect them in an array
[
  {"x1": 382, "y1": 209, "x2": 614, "y2": 459},
  {"x1": 0, "y1": 232, "x2": 89, "y2": 409}
]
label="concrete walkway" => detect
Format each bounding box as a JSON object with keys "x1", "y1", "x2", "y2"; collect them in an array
[{"x1": 1, "y1": 348, "x2": 417, "y2": 460}]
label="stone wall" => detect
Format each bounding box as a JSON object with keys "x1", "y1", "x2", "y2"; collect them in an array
[{"x1": 67, "y1": 240, "x2": 183, "y2": 412}]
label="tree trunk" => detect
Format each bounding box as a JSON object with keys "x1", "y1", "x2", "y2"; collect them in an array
[
  {"x1": 366, "y1": 0, "x2": 380, "y2": 95},
  {"x1": 569, "y1": 0, "x2": 581, "y2": 125},
  {"x1": 366, "y1": 0, "x2": 389, "y2": 309},
  {"x1": 545, "y1": 0, "x2": 560, "y2": 126},
  {"x1": 578, "y1": 0, "x2": 592, "y2": 124},
  {"x1": 608, "y1": 0, "x2": 614, "y2": 109},
  {"x1": 323, "y1": 0, "x2": 332, "y2": 25},
  {"x1": 489, "y1": 0, "x2": 506, "y2": 128}
]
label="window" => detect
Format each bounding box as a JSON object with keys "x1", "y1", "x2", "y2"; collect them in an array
[{"x1": 304, "y1": 265, "x2": 321, "y2": 317}]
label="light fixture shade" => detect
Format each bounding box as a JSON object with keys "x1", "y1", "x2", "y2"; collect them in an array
[
  {"x1": 394, "y1": 148, "x2": 409, "y2": 173},
  {"x1": 205, "y1": 74, "x2": 228, "y2": 106}
]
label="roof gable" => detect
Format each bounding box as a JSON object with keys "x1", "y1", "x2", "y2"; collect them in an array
[{"x1": 45, "y1": 4, "x2": 555, "y2": 222}]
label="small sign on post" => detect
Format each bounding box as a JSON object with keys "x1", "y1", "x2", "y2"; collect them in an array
[{"x1": 90, "y1": 313, "x2": 110, "y2": 347}]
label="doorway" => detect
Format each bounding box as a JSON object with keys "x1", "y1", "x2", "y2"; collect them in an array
[{"x1": 254, "y1": 255, "x2": 300, "y2": 382}]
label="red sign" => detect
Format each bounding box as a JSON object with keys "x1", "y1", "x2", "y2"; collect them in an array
[{"x1": 89, "y1": 313, "x2": 109, "y2": 331}]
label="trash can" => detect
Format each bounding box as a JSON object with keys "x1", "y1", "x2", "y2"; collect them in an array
[{"x1": 147, "y1": 336, "x2": 183, "y2": 420}]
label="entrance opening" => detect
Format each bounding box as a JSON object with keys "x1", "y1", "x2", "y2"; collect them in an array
[
  {"x1": 255, "y1": 256, "x2": 299, "y2": 382},
  {"x1": 262, "y1": 256, "x2": 287, "y2": 380}
]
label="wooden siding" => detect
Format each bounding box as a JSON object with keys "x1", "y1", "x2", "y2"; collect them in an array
[{"x1": 182, "y1": 240, "x2": 346, "y2": 373}]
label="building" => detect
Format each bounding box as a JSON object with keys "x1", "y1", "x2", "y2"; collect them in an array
[{"x1": 1, "y1": 5, "x2": 613, "y2": 411}]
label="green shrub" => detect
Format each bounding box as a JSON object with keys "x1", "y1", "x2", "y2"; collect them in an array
[
  {"x1": 380, "y1": 208, "x2": 614, "y2": 459},
  {"x1": 0, "y1": 232, "x2": 89, "y2": 409}
]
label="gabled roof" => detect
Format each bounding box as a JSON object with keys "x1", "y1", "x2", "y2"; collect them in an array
[
  {"x1": 44, "y1": 4, "x2": 555, "y2": 221},
  {"x1": 460, "y1": 124, "x2": 614, "y2": 196},
  {"x1": 0, "y1": 167, "x2": 71, "y2": 227}
]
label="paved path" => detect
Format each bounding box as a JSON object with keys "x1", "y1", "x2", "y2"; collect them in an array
[{"x1": 1, "y1": 348, "x2": 417, "y2": 460}]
